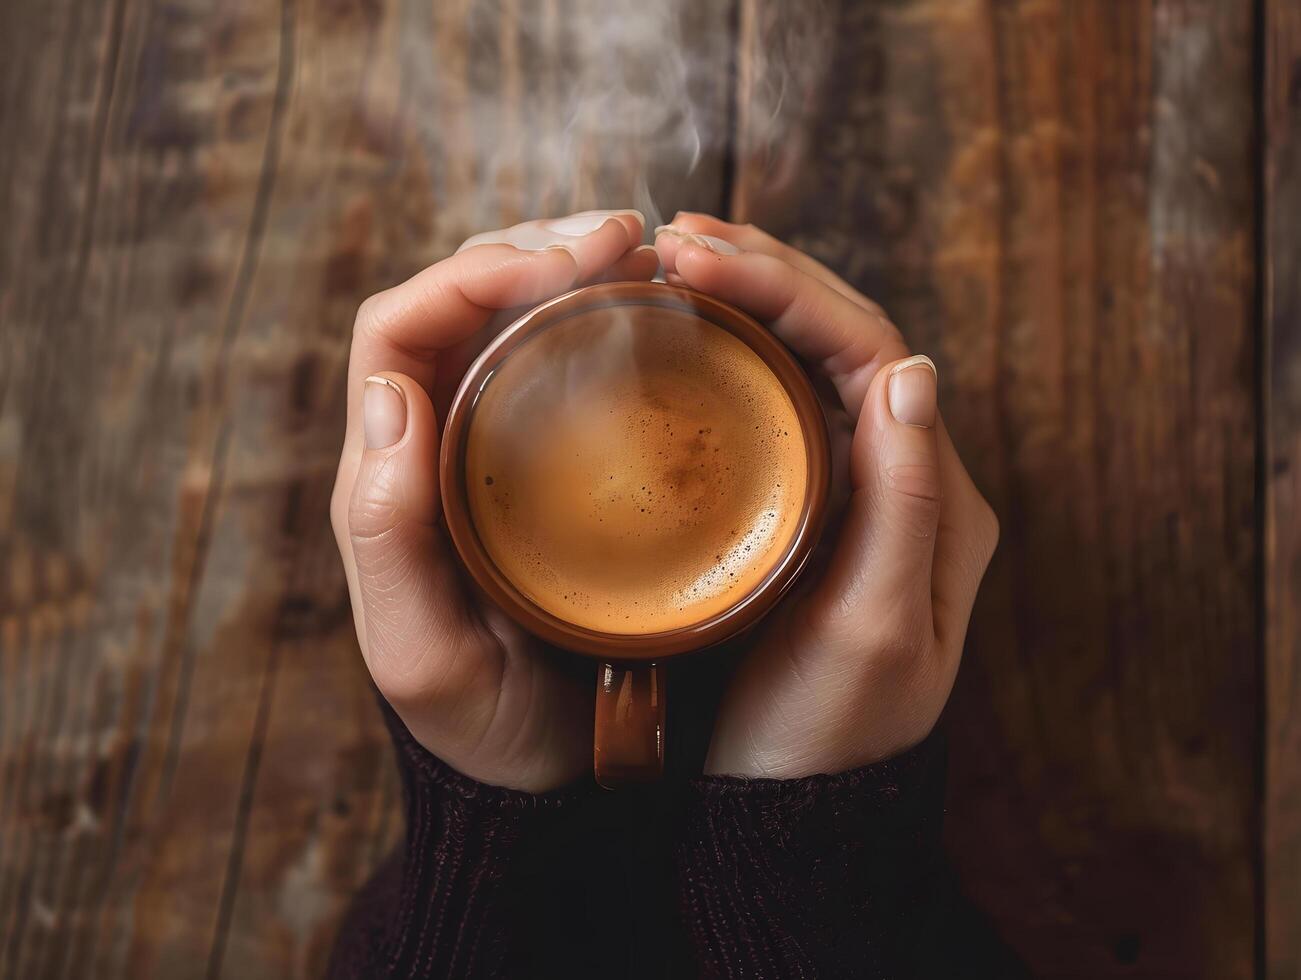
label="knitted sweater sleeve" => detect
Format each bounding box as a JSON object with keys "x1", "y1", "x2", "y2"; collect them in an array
[
  {"x1": 324, "y1": 704, "x2": 605, "y2": 979},
  {"x1": 676, "y1": 734, "x2": 949, "y2": 979},
  {"x1": 326, "y1": 705, "x2": 950, "y2": 980}
]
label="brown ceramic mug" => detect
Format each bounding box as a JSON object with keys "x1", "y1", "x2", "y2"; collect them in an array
[{"x1": 439, "y1": 281, "x2": 830, "y2": 787}]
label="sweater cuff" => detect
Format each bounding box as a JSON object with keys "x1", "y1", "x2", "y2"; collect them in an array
[
  {"x1": 377, "y1": 705, "x2": 598, "y2": 978},
  {"x1": 677, "y1": 732, "x2": 948, "y2": 979}
]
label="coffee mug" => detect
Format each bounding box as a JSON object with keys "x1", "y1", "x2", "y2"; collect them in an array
[{"x1": 440, "y1": 281, "x2": 830, "y2": 786}]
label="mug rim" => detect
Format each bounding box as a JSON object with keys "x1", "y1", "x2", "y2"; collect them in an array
[{"x1": 438, "y1": 281, "x2": 831, "y2": 661}]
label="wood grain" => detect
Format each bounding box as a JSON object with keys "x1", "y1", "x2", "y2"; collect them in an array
[
  {"x1": 0, "y1": 1, "x2": 733, "y2": 977},
  {"x1": 731, "y1": 1, "x2": 1258, "y2": 976},
  {"x1": 1267, "y1": 2, "x2": 1301, "y2": 977},
  {"x1": 0, "y1": 0, "x2": 1288, "y2": 976}
]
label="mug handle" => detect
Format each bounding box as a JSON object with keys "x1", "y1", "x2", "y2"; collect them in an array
[{"x1": 593, "y1": 662, "x2": 665, "y2": 788}]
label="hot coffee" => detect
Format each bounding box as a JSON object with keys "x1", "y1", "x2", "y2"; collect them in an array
[{"x1": 464, "y1": 305, "x2": 809, "y2": 635}]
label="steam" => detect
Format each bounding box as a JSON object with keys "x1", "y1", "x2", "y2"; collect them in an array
[{"x1": 402, "y1": 0, "x2": 833, "y2": 240}]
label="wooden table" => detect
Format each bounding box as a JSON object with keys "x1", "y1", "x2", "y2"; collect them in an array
[{"x1": 1, "y1": 1, "x2": 1296, "y2": 977}]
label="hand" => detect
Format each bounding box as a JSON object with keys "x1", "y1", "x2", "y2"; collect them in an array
[
  {"x1": 331, "y1": 210, "x2": 657, "y2": 792},
  {"x1": 654, "y1": 215, "x2": 999, "y2": 778}
]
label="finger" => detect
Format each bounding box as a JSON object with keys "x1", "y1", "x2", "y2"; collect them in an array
[
  {"x1": 657, "y1": 233, "x2": 908, "y2": 416},
  {"x1": 332, "y1": 244, "x2": 580, "y2": 634},
  {"x1": 458, "y1": 209, "x2": 645, "y2": 279},
  {"x1": 333, "y1": 216, "x2": 642, "y2": 636},
  {"x1": 361, "y1": 217, "x2": 634, "y2": 363},
  {"x1": 653, "y1": 226, "x2": 722, "y2": 277},
  {"x1": 459, "y1": 208, "x2": 645, "y2": 251},
  {"x1": 587, "y1": 243, "x2": 660, "y2": 284},
  {"x1": 355, "y1": 211, "x2": 640, "y2": 395},
  {"x1": 661, "y1": 218, "x2": 997, "y2": 654},
  {"x1": 808, "y1": 355, "x2": 942, "y2": 643},
  {"x1": 367, "y1": 217, "x2": 634, "y2": 407},
  {"x1": 347, "y1": 372, "x2": 496, "y2": 707},
  {"x1": 348, "y1": 244, "x2": 579, "y2": 403},
  {"x1": 423, "y1": 222, "x2": 649, "y2": 415},
  {"x1": 426, "y1": 233, "x2": 655, "y2": 426},
  {"x1": 659, "y1": 212, "x2": 882, "y2": 315}
]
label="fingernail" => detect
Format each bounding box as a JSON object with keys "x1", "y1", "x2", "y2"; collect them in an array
[
  {"x1": 654, "y1": 224, "x2": 685, "y2": 237},
  {"x1": 363, "y1": 376, "x2": 407, "y2": 449},
  {"x1": 888, "y1": 355, "x2": 938, "y2": 428},
  {"x1": 612, "y1": 208, "x2": 646, "y2": 228},
  {"x1": 491, "y1": 226, "x2": 580, "y2": 252},
  {"x1": 684, "y1": 233, "x2": 740, "y2": 256},
  {"x1": 545, "y1": 210, "x2": 626, "y2": 236}
]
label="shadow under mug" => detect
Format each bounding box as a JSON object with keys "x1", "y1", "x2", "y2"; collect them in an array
[{"x1": 439, "y1": 282, "x2": 831, "y2": 787}]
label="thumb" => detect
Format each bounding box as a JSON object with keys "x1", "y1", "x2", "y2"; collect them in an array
[
  {"x1": 348, "y1": 372, "x2": 489, "y2": 709},
  {"x1": 812, "y1": 355, "x2": 942, "y2": 635}
]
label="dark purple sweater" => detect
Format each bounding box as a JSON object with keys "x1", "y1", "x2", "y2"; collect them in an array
[{"x1": 325, "y1": 705, "x2": 958, "y2": 979}]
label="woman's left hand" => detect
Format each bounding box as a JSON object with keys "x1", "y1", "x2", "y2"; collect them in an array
[{"x1": 655, "y1": 215, "x2": 999, "y2": 778}]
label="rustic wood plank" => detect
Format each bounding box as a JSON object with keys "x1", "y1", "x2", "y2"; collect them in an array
[
  {"x1": 214, "y1": 1, "x2": 738, "y2": 974},
  {"x1": 3, "y1": 0, "x2": 1272, "y2": 975},
  {"x1": 0, "y1": 1, "x2": 736, "y2": 977},
  {"x1": 0, "y1": 1, "x2": 157, "y2": 976},
  {"x1": 731, "y1": 1, "x2": 1258, "y2": 976},
  {"x1": 1266, "y1": 2, "x2": 1301, "y2": 977}
]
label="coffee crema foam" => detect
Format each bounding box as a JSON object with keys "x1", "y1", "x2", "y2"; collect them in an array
[{"x1": 464, "y1": 306, "x2": 808, "y2": 635}]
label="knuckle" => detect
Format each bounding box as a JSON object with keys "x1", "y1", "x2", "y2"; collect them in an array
[
  {"x1": 977, "y1": 499, "x2": 1000, "y2": 557},
  {"x1": 353, "y1": 526, "x2": 419, "y2": 599},
  {"x1": 370, "y1": 656, "x2": 429, "y2": 711},
  {"x1": 372, "y1": 634, "x2": 477, "y2": 714},
  {"x1": 823, "y1": 594, "x2": 925, "y2": 667},
  {"x1": 419, "y1": 272, "x2": 458, "y2": 313},
  {"x1": 807, "y1": 582, "x2": 933, "y2": 667},
  {"x1": 330, "y1": 470, "x2": 352, "y2": 547},
  {"x1": 348, "y1": 459, "x2": 404, "y2": 542},
  {"x1": 361, "y1": 585, "x2": 452, "y2": 701},
  {"x1": 881, "y1": 315, "x2": 904, "y2": 342},
  {"x1": 847, "y1": 623, "x2": 932, "y2": 705},
  {"x1": 966, "y1": 495, "x2": 1000, "y2": 566},
  {"x1": 354, "y1": 291, "x2": 387, "y2": 337},
  {"x1": 354, "y1": 282, "x2": 441, "y2": 350},
  {"x1": 349, "y1": 496, "x2": 400, "y2": 545},
  {"x1": 874, "y1": 606, "x2": 931, "y2": 665},
  {"x1": 373, "y1": 657, "x2": 456, "y2": 717},
  {"x1": 884, "y1": 462, "x2": 943, "y2": 504},
  {"x1": 882, "y1": 464, "x2": 943, "y2": 540}
]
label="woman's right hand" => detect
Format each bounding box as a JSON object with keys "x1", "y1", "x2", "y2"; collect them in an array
[
  {"x1": 654, "y1": 214, "x2": 999, "y2": 780},
  {"x1": 330, "y1": 210, "x2": 657, "y2": 793}
]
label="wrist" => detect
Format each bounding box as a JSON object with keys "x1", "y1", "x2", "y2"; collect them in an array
[
  {"x1": 384, "y1": 700, "x2": 596, "y2": 802},
  {"x1": 679, "y1": 730, "x2": 950, "y2": 977},
  {"x1": 703, "y1": 718, "x2": 940, "y2": 779}
]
